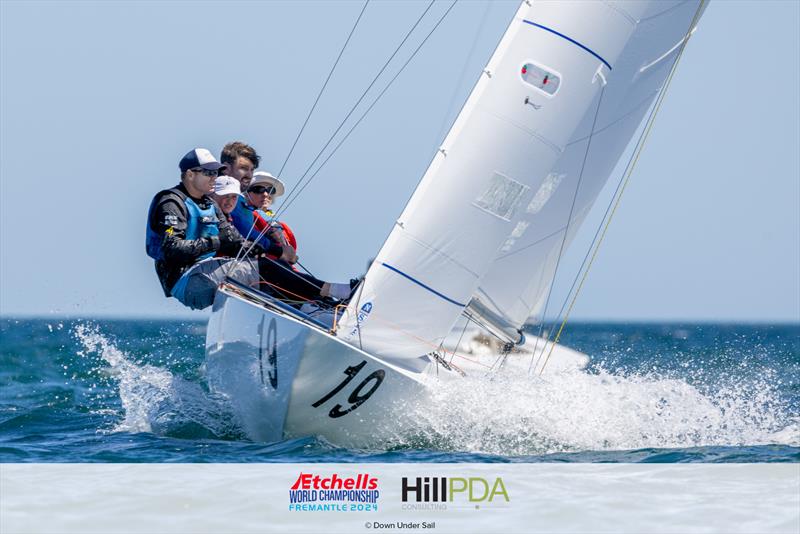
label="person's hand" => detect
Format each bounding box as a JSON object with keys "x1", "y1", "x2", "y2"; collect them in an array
[
  {"x1": 205, "y1": 235, "x2": 221, "y2": 251},
  {"x1": 246, "y1": 243, "x2": 266, "y2": 258},
  {"x1": 280, "y1": 244, "x2": 298, "y2": 264},
  {"x1": 267, "y1": 224, "x2": 288, "y2": 247}
]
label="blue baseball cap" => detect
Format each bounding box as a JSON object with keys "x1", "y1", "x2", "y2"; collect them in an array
[{"x1": 179, "y1": 148, "x2": 228, "y2": 173}]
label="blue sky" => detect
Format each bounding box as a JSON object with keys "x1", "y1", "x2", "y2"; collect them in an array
[{"x1": 1, "y1": 0, "x2": 798, "y2": 322}]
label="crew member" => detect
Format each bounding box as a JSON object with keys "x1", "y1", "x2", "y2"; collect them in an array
[
  {"x1": 211, "y1": 175, "x2": 242, "y2": 222},
  {"x1": 219, "y1": 141, "x2": 259, "y2": 192},
  {"x1": 230, "y1": 171, "x2": 298, "y2": 264}
]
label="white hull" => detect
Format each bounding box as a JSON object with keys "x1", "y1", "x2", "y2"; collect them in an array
[
  {"x1": 205, "y1": 283, "x2": 457, "y2": 446},
  {"x1": 205, "y1": 282, "x2": 588, "y2": 446}
]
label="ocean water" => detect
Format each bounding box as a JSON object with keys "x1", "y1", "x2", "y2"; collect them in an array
[{"x1": 0, "y1": 318, "x2": 797, "y2": 463}]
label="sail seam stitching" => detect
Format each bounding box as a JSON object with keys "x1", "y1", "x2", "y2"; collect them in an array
[
  {"x1": 396, "y1": 229, "x2": 482, "y2": 279},
  {"x1": 481, "y1": 108, "x2": 563, "y2": 154}
]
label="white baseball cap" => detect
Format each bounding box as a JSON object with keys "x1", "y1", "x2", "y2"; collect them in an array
[
  {"x1": 214, "y1": 176, "x2": 241, "y2": 196},
  {"x1": 249, "y1": 171, "x2": 285, "y2": 197}
]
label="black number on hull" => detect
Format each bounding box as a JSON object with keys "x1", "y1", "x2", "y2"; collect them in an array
[
  {"x1": 311, "y1": 361, "x2": 365, "y2": 407},
  {"x1": 311, "y1": 360, "x2": 385, "y2": 418},
  {"x1": 328, "y1": 370, "x2": 385, "y2": 418},
  {"x1": 259, "y1": 317, "x2": 278, "y2": 389}
]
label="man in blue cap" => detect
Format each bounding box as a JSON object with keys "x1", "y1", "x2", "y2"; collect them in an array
[{"x1": 145, "y1": 148, "x2": 266, "y2": 309}]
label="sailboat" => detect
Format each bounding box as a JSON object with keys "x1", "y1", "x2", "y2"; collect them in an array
[{"x1": 205, "y1": 0, "x2": 707, "y2": 446}]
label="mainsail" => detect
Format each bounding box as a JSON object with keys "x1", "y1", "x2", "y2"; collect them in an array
[{"x1": 336, "y1": 0, "x2": 706, "y2": 361}]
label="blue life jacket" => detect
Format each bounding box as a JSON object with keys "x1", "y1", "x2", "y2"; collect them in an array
[
  {"x1": 145, "y1": 188, "x2": 220, "y2": 261},
  {"x1": 230, "y1": 196, "x2": 274, "y2": 246}
]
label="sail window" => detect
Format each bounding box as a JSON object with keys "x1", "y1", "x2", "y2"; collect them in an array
[
  {"x1": 473, "y1": 172, "x2": 529, "y2": 221},
  {"x1": 527, "y1": 172, "x2": 565, "y2": 214},
  {"x1": 500, "y1": 221, "x2": 530, "y2": 252},
  {"x1": 520, "y1": 62, "x2": 561, "y2": 96}
]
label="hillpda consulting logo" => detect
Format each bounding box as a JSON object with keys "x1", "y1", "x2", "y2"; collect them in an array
[
  {"x1": 400, "y1": 475, "x2": 510, "y2": 511},
  {"x1": 289, "y1": 473, "x2": 380, "y2": 511}
]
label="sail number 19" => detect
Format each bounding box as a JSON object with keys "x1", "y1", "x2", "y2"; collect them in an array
[{"x1": 311, "y1": 360, "x2": 385, "y2": 418}]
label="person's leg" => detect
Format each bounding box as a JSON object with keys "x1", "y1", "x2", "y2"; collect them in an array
[
  {"x1": 256, "y1": 257, "x2": 327, "y2": 302},
  {"x1": 172, "y1": 258, "x2": 259, "y2": 310}
]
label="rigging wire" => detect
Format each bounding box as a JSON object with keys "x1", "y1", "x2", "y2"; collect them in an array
[
  {"x1": 274, "y1": 0, "x2": 459, "y2": 220},
  {"x1": 448, "y1": 317, "x2": 472, "y2": 365},
  {"x1": 433, "y1": 0, "x2": 492, "y2": 152},
  {"x1": 277, "y1": 0, "x2": 370, "y2": 179},
  {"x1": 525, "y1": 84, "x2": 608, "y2": 376},
  {"x1": 276, "y1": 0, "x2": 438, "y2": 215},
  {"x1": 533, "y1": 0, "x2": 708, "y2": 376},
  {"x1": 462, "y1": 311, "x2": 507, "y2": 345},
  {"x1": 528, "y1": 98, "x2": 660, "y2": 371}
]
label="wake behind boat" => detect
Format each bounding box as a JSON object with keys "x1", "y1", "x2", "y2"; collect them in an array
[{"x1": 205, "y1": 0, "x2": 707, "y2": 446}]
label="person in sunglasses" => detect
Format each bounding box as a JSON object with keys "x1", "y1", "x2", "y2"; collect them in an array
[{"x1": 230, "y1": 171, "x2": 298, "y2": 265}]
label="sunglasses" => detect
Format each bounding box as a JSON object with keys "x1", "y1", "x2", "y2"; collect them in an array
[
  {"x1": 192, "y1": 168, "x2": 219, "y2": 177},
  {"x1": 248, "y1": 185, "x2": 277, "y2": 195}
]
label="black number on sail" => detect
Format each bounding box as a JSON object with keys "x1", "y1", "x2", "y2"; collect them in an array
[
  {"x1": 258, "y1": 317, "x2": 278, "y2": 389},
  {"x1": 311, "y1": 360, "x2": 385, "y2": 417}
]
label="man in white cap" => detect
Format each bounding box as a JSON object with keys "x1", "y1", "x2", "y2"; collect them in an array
[{"x1": 212, "y1": 175, "x2": 241, "y2": 221}]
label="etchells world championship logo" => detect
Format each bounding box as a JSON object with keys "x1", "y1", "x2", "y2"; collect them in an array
[{"x1": 289, "y1": 473, "x2": 380, "y2": 512}]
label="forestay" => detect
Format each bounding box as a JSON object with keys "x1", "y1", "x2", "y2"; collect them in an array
[{"x1": 336, "y1": 0, "x2": 706, "y2": 361}]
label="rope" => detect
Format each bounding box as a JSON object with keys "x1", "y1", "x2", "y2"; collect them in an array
[
  {"x1": 277, "y1": 0, "x2": 370, "y2": 178},
  {"x1": 253, "y1": 278, "x2": 324, "y2": 308},
  {"x1": 534, "y1": 0, "x2": 707, "y2": 376},
  {"x1": 274, "y1": 0, "x2": 459, "y2": 220}
]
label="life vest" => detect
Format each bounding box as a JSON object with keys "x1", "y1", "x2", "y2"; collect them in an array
[{"x1": 145, "y1": 188, "x2": 220, "y2": 261}]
